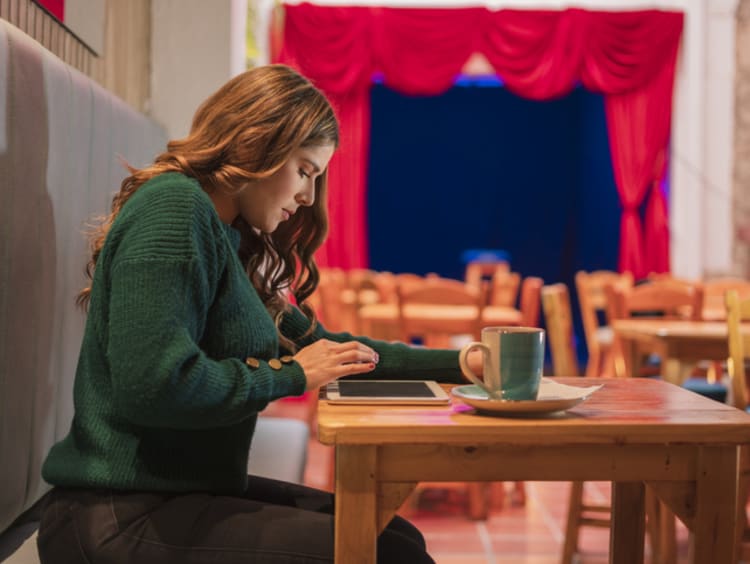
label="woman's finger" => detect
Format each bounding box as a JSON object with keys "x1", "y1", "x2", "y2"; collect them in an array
[
  {"x1": 338, "y1": 348, "x2": 379, "y2": 365},
  {"x1": 332, "y1": 361, "x2": 376, "y2": 377}
]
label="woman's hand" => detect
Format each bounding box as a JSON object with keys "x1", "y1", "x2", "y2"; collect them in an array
[{"x1": 294, "y1": 339, "x2": 379, "y2": 391}]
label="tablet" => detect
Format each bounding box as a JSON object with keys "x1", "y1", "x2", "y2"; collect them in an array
[{"x1": 325, "y1": 380, "x2": 450, "y2": 405}]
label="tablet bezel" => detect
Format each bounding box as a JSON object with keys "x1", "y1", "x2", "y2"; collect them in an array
[{"x1": 325, "y1": 379, "x2": 450, "y2": 405}]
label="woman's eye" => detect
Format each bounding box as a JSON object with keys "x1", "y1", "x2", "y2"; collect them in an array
[{"x1": 298, "y1": 169, "x2": 310, "y2": 179}]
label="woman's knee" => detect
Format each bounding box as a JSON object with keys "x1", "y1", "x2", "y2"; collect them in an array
[
  {"x1": 383, "y1": 514, "x2": 426, "y2": 550},
  {"x1": 377, "y1": 528, "x2": 434, "y2": 564}
]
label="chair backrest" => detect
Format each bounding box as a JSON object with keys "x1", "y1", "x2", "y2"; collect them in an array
[
  {"x1": 370, "y1": 271, "x2": 398, "y2": 304},
  {"x1": 488, "y1": 271, "x2": 521, "y2": 307},
  {"x1": 346, "y1": 269, "x2": 380, "y2": 306},
  {"x1": 465, "y1": 261, "x2": 510, "y2": 294},
  {"x1": 704, "y1": 277, "x2": 750, "y2": 319},
  {"x1": 542, "y1": 284, "x2": 579, "y2": 376},
  {"x1": 316, "y1": 267, "x2": 351, "y2": 332},
  {"x1": 575, "y1": 270, "x2": 633, "y2": 349},
  {"x1": 346, "y1": 268, "x2": 377, "y2": 289},
  {"x1": 394, "y1": 272, "x2": 425, "y2": 295},
  {"x1": 397, "y1": 277, "x2": 484, "y2": 345},
  {"x1": 398, "y1": 277, "x2": 482, "y2": 307},
  {"x1": 725, "y1": 290, "x2": 750, "y2": 410},
  {"x1": 519, "y1": 276, "x2": 544, "y2": 327},
  {"x1": 607, "y1": 279, "x2": 705, "y2": 321}
]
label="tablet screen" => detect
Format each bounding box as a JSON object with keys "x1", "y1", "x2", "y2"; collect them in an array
[
  {"x1": 325, "y1": 380, "x2": 450, "y2": 404},
  {"x1": 338, "y1": 381, "x2": 435, "y2": 398}
]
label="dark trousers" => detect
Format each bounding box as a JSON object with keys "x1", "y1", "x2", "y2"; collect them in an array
[{"x1": 37, "y1": 475, "x2": 434, "y2": 564}]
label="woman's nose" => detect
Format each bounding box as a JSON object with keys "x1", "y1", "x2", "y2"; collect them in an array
[{"x1": 296, "y1": 184, "x2": 315, "y2": 207}]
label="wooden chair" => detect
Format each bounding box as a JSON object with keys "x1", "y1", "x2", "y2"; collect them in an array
[
  {"x1": 343, "y1": 269, "x2": 383, "y2": 333},
  {"x1": 609, "y1": 279, "x2": 721, "y2": 563},
  {"x1": 464, "y1": 258, "x2": 510, "y2": 294},
  {"x1": 546, "y1": 283, "x2": 665, "y2": 564},
  {"x1": 394, "y1": 272, "x2": 426, "y2": 296},
  {"x1": 358, "y1": 273, "x2": 445, "y2": 343},
  {"x1": 607, "y1": 278, "x2": 706, "y2": 380},
  {"x1": 608, "y1": 277, "x2": 704, "y2": 322},
  {"x1": 518, "y1": 276, "x2": 544, "y2": 327},
  {"x1": 542, "y1": 283, "x2": 611, "y2": 564},
  {"x1": 541, "y1": 284, "x2": 578, "y2": 376},
  {"x1": 480, "y1": 275, "x2": 541, "y2": 329},
  {"x1": 315, "y1": 267, "x2": 354, "y2": 332},
  {"x1": 488, "y1": 270, "x2": 521, "y2": 307},
  {"x1": 703, "y1": 277, "x2": 750, "y2": 320},
  {"x1": 688, "y1": 277, "x2": 750, "y2": 382},
  {"x1": 575, "y1": 270, "x2": 633, "y2": 378},
  {"x1": 397, "y1": 276, "x2": 484, "y2": 348},
  {"x1": 370, "y1": 271, "x2": 398, "y2": 304},
  {"x1": 725, "y1": 289, "x2": 750, "y2": 562}
]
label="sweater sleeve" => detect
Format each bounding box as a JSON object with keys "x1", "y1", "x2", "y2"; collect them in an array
[
  {"x1": 105, "y1": 191, "x2": 304, "y2": 429},
  {"x1": 280, "y1": 306, "x2": 465, "y2": 384}
]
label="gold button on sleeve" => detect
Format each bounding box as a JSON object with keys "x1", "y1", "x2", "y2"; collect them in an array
[
  {"x1": 280, "y1": 355, "x2": 294, "y2": 364},
  {"x1": 245, "y1": 357, "x2": 260, "y2": 369},
  {"x1": 268, "y1": 358, "x2": 282, "y2": 370}
]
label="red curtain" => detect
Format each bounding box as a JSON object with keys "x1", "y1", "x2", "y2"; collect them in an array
[{"x1": 277, "y1": 5, "x2": 683, "y2": 277}]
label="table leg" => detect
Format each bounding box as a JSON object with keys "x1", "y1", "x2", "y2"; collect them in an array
[
  {"x1": 617, "y1": 337, "x2": 640, "y2": 379},
  {"x1": 693, "y1": 446, "x2": 739, "y2": 563},
  {"x1": 610, "y1": 481, "x2": 645, "y2": 564},
  {"x1": 662, "y1": 358, "x2": 697, "y2": 386},
  {"x1": 334, "y1": 445, "x2": 377, "y2": 564}
]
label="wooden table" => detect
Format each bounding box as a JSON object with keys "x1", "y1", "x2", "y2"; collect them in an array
[
  {"x1": 611, "y1": 319, "x2": 732, "y2": 384},
  {"x1": 358, "y1": 303, "x2": 523, "y2": 342},
  {"x1": 318, "y1": 377, "x2": 750, "y2": 564}
]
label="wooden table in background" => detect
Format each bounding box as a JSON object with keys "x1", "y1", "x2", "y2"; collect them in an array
[
  {"x1": 317, "y1": 378, "x2": 750, "y2": 564},
  {"x1": 611, "y1": 319, "x2": 732, "y2": 383}
]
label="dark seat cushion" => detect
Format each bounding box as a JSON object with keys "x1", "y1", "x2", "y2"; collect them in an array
[
  {"x1": 643, "y1": 374, "x2": 728, "y2": 403},
  {"x1": 681, "y1": 377, "x2": 728, "y2": 403}
]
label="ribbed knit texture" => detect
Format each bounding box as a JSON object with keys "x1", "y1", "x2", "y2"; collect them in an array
[{"x1": 42, "y1": 172, "x2": 463, "y2": 495}]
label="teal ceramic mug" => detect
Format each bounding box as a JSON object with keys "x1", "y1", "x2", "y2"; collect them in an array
[{"x1": 458, "y1": 326, "x2": 545, "y2": 400}]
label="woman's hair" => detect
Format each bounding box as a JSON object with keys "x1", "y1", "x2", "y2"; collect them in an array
[{"x1": 78, "y1": 64, "x2": 339, "y2": 351}]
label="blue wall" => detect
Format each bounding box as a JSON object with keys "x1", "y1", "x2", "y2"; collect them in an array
[{"x1": 366, "y1": 81, "x2": 622, "y2": 363}]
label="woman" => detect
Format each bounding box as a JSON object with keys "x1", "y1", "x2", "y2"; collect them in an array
[{"x1": 38, "y1": 64, "x2": 479, "y2": 564}]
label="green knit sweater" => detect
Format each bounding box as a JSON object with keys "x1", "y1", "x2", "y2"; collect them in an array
[{"x1": 42, "y1": 172, "x2": 463, "y2": 495}]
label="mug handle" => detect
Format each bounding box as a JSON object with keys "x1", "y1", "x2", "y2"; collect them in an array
[{"x1": 458, "y1": 341, "x2": 496, "y2": 398}]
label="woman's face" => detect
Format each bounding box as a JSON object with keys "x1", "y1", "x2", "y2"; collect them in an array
[
  {"x1": 244, "y1": 143, "x2": 335, "y2": 233},
  {"x1": 215, "y1": 144, "x2": 335, "y2": 233}
]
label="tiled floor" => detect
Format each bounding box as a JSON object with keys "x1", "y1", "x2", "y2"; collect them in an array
[{"x1": 264, "y1": 397, "x2": 694, "y2": 564}]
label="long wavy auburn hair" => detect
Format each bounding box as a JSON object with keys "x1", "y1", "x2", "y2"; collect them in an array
[{"x1": 78, "y1": 64, "x2": 339, "y2": 351}]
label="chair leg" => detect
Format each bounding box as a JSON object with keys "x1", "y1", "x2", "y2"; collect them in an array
[
  {"x1": 490, "y1": 482, "x2": 506, "y2": 511},
  {"x1": 489, "y1": 482, "x2": 526, "y2": 510},
  {"x1": 511, "y1": 481, "x2": 526, "y2": 506},
  {"x1": 561, "y1": 481, "x2": 584, "y2": 564},
  {"x1": 601, "y1": 345, "x2": 615, "y2": 378},
  {"x1": 735, "y1": 474, "x2": 750, "y2": 563},
  {"x1": 585, "y1": 348, "x2": 601, "y2": 378},
  {"x1": 467, "y1": 482, "x2": 489, "y2": 520}
]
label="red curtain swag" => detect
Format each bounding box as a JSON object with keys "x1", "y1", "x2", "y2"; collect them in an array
[{"x1": 276, "y1": 5, "x2": 683, "y2": 277}]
